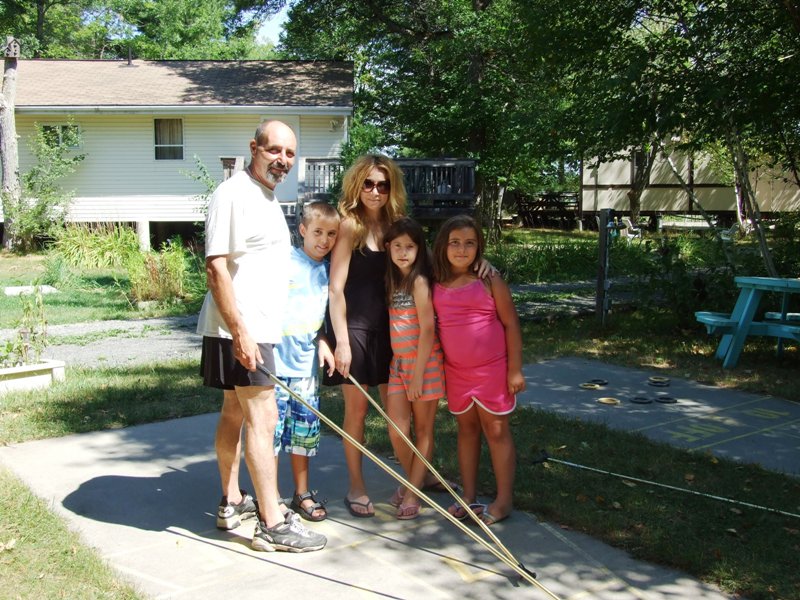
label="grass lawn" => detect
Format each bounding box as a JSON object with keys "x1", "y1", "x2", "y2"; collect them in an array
[
  {"x1": 0, "y1": 254, "x2": 201, "y2": 329},
  {"x1": 1, "y1": 234, "x2": 799, "y2": 599}
]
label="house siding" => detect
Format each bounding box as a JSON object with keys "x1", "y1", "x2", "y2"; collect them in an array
[
  {"x1": 7, "y1": 113, "x2": 345, "y2": 224},
  {"x1": 582, "y1": 151, "x2": 800, "y2": 214}
]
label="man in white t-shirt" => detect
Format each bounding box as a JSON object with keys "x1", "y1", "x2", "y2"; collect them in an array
[{"x1": 198, "y1": 119, "x2": 325, "y2": 552}]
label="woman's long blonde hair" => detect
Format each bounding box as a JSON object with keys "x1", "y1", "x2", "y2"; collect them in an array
[{"x1": 338, "y1": 155, "x2": 407, "y2": 251}]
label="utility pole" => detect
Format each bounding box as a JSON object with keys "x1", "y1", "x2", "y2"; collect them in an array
[
  {"x1": 1, "y1": 36, "x2": 22, "y2": 250},
  {"x1": 595, "y1": 208, "x2": 617, "y2": 326}
]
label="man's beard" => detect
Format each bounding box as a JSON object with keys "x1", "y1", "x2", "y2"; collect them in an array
[{"x1": 265, "y1": 161, "x2": 289, "y2": 185}]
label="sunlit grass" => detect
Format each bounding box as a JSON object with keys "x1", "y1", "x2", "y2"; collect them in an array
[{"x1": 0, "y1": 466, "x2": 142, "y2": 599}]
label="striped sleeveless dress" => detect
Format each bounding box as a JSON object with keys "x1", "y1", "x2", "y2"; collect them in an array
[{"x1": 387, "y1": 289, "x2": 445, "y2": 402}]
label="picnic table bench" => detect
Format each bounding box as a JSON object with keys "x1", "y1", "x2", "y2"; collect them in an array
[
  {"x1": 695, "y1": 276, "x2": 800, "y2": 368},
  {"x1": 659, "y1": 214, "x2": 715, "y2": 231}
]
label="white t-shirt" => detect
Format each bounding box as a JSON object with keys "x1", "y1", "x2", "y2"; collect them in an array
[{"x1": 196, "y1": 169, "x2": 291, "y2": 343}]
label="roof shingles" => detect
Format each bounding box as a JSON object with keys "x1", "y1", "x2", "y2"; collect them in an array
[{"x1": 17, "y1": 60, "x2": 353, "y2": 108}]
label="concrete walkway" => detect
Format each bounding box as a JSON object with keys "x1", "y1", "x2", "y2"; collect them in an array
[
  {"x1": 1, "y1": 353, "x2": 782, "y2": 599},
  {"x1": 0, "y1": 411, "x2": 737, "y2": 600}
]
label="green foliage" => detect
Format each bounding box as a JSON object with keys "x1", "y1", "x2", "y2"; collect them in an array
[
  {"x1": 1, "y1": 0, "x2": 274, "y2": 59},
  {"x1": 0, "y1": 287, "x2": 48, "y2": 367},
  {"x1": 769, "y1": 212, "x2": 800, "y2": 276},
  {"x1": 38, "y1": 252, "x2": 78, "y2": 289},
  {"x1": 50, "y1": 223, "x2": 140, "y2": 269},
  {"x1": 181, "y1": 155, "x2": 219, "y2": 217},
  {"x1": 0, "y1": 467, "x2": 143, "y2": 599},
  {"x1": 487, "y1": 236, "x2": 598, "y2": 283},
  {"x1": 5, "y1": 121, "x2": 86, "y2": 252},
  {"x1": 115, "y1": 0, "x2": 271, "y2": 59},
  {"x1": 125, "y1": 237, "x2": 189, "y2": 304}
]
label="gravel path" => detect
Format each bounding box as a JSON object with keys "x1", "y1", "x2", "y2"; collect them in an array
[
  {"x1": 1, "y1": 281, "x2": 623, "y2": 369},
  {"x1": 1, "y1": 315, "x2": 201, "y2": 369}
]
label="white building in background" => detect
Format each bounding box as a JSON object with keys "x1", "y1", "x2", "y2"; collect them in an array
[
  {"x1": 581, "y1": 151, "x2": 800, "y2": 217},
  {"x1": 4, "y1": 59, "x2": 353, "y2": 247}
]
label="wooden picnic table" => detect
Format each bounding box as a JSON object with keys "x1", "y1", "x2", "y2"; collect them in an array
[{"x1": 695, "y1": 276, "x2": 800, "y2": 368}]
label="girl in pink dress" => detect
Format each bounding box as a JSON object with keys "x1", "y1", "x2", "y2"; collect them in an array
[
  {"x1": 432, "y1": 215, "x2": 525, "y2": 526},
  {"x1": 384, "y1": 217, "x2": 445, "y2": 519}
]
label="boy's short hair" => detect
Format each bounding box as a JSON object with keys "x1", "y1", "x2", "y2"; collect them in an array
[{"x1": 301, "y1": 201, "x2": 340, "y2": 226}]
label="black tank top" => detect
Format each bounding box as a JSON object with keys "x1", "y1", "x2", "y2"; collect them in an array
[{"x1": 343, "y1": 247, "x2": 388, "y2": 331}]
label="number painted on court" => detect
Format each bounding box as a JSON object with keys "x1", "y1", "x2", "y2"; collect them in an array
[
  {"x1": 741, "y1": 408, "x2": 790, "y2": 420},
  {"x1": 666, "y1": 422, "x2": 729, "y2": 443}
]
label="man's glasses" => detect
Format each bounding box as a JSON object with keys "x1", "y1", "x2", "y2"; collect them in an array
[{"x1": 362, "y1": 178, "x2": 390, "y2": 194}]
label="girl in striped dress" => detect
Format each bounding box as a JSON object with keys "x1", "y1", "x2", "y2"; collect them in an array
[{"x1": 384, "y1": 217, "x2": 445, "y2": 519}]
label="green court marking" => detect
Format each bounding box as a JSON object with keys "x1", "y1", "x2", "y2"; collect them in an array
[
  {"x1": 664, "y1": 422, "x2": 730, "y2": 444},
  {"x1": 690, "y1": 417, "x2": 800, "y2": 451},
  {"x1": 633, "y1": 397, "x2": 764, "y2": 433}
]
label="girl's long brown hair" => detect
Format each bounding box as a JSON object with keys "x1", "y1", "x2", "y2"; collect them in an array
[
  {"x1": 432, "y1": 214, "x2": 485, "y2": 282},
  {"x1": 338, "y1": 155, "x2": 407, "y2": 251},
  {"x1": 385, "y1": 217, "x2": 433, "y2": 303}
]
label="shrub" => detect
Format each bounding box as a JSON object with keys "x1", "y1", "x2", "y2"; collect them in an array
[
  {"x1": 51, "y1": 223, "x2": 140, "y2": 269},
  {"x1": 126, "y1": 237, "x2": 188, "y2": 304},
  {"x1": 4, "y1": 121, "x2": 86, "y2": 252},
  {"x1": 0, "y1": 288, "x2": 48, "y2": 367},
  {"x1": 38, "y1": 253, "x2": 78, "y2": 289}
]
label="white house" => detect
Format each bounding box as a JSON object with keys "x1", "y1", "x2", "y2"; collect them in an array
[
  {"x1": 582, "y1": 151, "x2": 800, "y2": 217},
  {"x1": 4, "y1": 59, "x2": 353, "y2": 246}
]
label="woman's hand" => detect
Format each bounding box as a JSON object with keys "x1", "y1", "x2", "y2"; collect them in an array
[
  {"x1": 334, "y1": 344, "x2": 352, "y2": 378},
  {"x1": 474, "y1": 258, "x2": 498, "y2": 279}
]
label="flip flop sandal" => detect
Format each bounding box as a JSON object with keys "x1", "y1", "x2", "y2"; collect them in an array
[
  {"x1": 597, "y1": 397, "x2": 620, "y2": 405},
  {"x1": 291, "y1": 491, "x2": 327, "y2": 522},
  {"x1": 480, "y1": 510, "x2": 510, "y2": 526},
  {"x1": 447, "y1": 502, "x2": 468, "y2": 521},
  {"x1": 580, "y1": 382, "x2": 601, "y2": 390},
  {"x1": 396, "y1": 502, "x2": 421, "y2": 520},
  {"x1": 344, "y1": 496, "x2": 375, "y2": 518},
  {"x1": 447, "y1": 501, "x2": 485, "y2": 521},
  {"x1": 655, "y1": 396, "x2": 677, "y2": 404},
  {"x1": 630, "y1": 396, "x2": 653, "y2": 404},
  {"x1": 389, "y1": 486, "x2": 405, "y2": 508},
  {"x1": 422, "y1": 479, "x2": 462, "y2": 494},
  {"x1": 588, "y1": 378, "x2": 609, "y2": 386}
]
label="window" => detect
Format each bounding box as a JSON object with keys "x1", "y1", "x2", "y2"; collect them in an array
[
  {"x1": 154, "y1": 118, "x2": 184, "y2": 160},
  {"x1": 41, "y1": 123, "x2": 81, "y2": 148}
]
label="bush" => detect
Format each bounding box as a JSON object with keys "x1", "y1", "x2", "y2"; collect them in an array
[
  {"x1": 126, "y1": 237, "x2": 188, "y2": 304},
  {"x1": 0, "y1": 287, "x2": 48, "y2": 367},
  {"x1": 38, "y1": 253, "x2": 78, "y2": 289},
  {"x1": 487, "y1": 238, "x2": 599, "y2": 283},
  {"x1": 3, "y1": 121, "x2": 86, "y2": 252},
  {"x1": 51, "y1": 223, "x2": 140, "y2": 269}
]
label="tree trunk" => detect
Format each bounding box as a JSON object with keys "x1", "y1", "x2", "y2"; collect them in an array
[
  {"x1": 660, "y1": 143, "x2": 736, "y2": 270},
  {"x1": 626, "y1": 144, "x2": 657, "y2": 223},
  {"x1": 726, "y1": 127, "x2": 778, "y2": 277},
  {"x1": 1, "y1": 49, "x2": 21, "y2": 251}
]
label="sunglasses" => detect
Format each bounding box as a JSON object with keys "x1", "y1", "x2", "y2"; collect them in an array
[{"x1": 362, "y1": 178, "x2": 390, "y2": 194}]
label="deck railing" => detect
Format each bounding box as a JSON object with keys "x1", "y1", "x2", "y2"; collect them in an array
[{"x1": 303, "y1": 158, "x2": 477, "y2": 220}]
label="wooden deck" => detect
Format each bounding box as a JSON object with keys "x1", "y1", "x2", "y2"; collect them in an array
[{"x1": 302, "y1": 158, "x2": 477, "y2": 222}]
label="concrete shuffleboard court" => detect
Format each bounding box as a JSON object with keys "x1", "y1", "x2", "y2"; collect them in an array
[
  {"x1": 0, "y1": 412, "x2": 738, "y2": 599},
  {"x1": 519, "y1": 357, "x2": 800, "y2": 476}
]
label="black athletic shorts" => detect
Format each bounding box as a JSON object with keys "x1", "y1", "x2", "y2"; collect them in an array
[{"x1": 200, "y1": 336, "x2": 276, "y2": 390}]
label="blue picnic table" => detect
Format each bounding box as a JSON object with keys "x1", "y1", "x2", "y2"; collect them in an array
[{"x1": 695, "y1": 276, "x2": 800, "y2": 368}]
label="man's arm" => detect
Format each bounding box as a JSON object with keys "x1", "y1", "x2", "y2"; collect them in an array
[{"x1": 206, "y1": 255, "x2": 261, "y2": 371}]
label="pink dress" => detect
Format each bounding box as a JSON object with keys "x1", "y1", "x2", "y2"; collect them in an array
[{"x1": 433, "y1": 279, "x2": 516, "y2": 415}]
